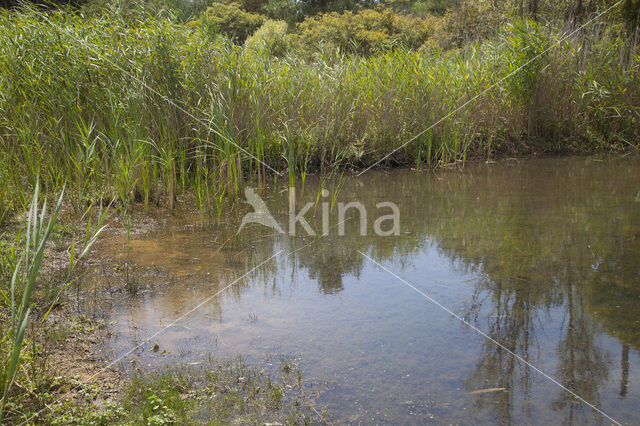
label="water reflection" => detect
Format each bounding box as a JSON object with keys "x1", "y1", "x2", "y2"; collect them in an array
[{"x1": 86, "y1": 156, "x2": 640, "y2": 424}]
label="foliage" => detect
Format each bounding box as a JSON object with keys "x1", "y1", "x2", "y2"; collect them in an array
[
  {"x1": 0, "y1": 153, "x2": 14, "y2": 227},
  {"x1": 0, "y1": 182, "x2": 107, "y2": 422},
  {"x1": 501, "y1": 19, "x2": 551, "y2": 103},
  {"x1": 0, "y1": 183, "x2": 64, "y2": 422},
  {"x1": 621, "y1": 0, "x2": 640, "y2": 29},
  {"x1": 245, "y1": 19, "x2": 290, "y2": 56},
  {"x1": 0, "y1": 6, "x2": 637, "y2": 221},
  {"x1": 263, "y1": 0, "x2": 302, "y2": 25},
  {"x1": 294, "y1": 7, "x2": 435, "y2": 55},
  {"x1": 239, "y1": 0, "x2": 269, "y2": 14},
  {"x1": 386, "y1": 0, "x2": 459, "y2": 17},
  {"x1": 193, "y1": 1, "x2": 264, "y2": 42},
  {"x1": 263, "y1": 0, "x2": 371, "y2": 24},
  {"x1": 426, "y1": 0, "x2": 640, "y2": 49},
  {"x1": 428, "y1": 0, "x2": 504, "y2": 49},
  {"x1": 0, "y1": 0, "x2": 86, "y2": 9}
]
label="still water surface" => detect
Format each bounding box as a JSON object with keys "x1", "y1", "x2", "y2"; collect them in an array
[{"x1": 87, "y1": 156, "x2": 640, "y2": 424}]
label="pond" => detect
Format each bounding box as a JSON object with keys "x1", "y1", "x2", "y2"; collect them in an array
[{"x1": 85, "y1": 156, "x2": 640, "y2": 424}]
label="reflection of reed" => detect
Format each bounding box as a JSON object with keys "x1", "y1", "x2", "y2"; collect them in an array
[
  {"x1": 553, "y1": 284, "x2": 608, "y2": 424},
  {"x1": 464, "y1": 282, "x2": 535, "y2": 424},
  {"x1": 620, "y1": 344, "x2": 629, "y2": 398},
  {"x1": 394, "y1": 157, "x2": 639, "y2": 423}
]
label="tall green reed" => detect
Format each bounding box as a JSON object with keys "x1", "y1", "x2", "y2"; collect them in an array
[{"x1": 0, "y1": 7, "x2": 637, "y2": 220}]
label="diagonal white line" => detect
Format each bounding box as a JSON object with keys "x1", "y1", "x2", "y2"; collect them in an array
[
  {"x1": 31, "y1": 9, "x2": 282, "y2": 177},
  {"x1": 17, "y1": 250, "x2": 281, "y2": 425},
  {"x1": 21, "y1": 213, "x2": 353, "y2": 424},
  {"x1": 357, "y1": 0, "x2": 624, "y2": 176},
  {"x1": 356, "y1": 250, "x2": 622, "y2": 426},
  {"x1": 93, "y1": 252, "x2": 284, "y2": 369}
]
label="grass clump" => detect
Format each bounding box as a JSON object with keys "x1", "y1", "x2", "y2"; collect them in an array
[
  {"x1": 245, "y1": 19, "x2": 290, "y2": 56},
  {"x1": 121, "y1": 356, "x2": 327, "y2": 424},
  {"x1": 0, "y1": 182, "x2": 107, "y2": 423}
]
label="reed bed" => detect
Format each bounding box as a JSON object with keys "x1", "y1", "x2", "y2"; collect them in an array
[{"x1": 0, "y1": 7, "x2": 638, "y2": 217}]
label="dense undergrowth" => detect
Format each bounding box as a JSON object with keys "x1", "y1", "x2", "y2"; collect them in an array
[{"x1": 0, "y1": 5, "x2": 638, "y2": 222}]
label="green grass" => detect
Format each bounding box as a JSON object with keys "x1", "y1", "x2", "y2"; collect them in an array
[
  {"x1": 118, "y1": 356, "x2": 326, "y2": 424},
  {"x1": 0, "y1": 7, "x2": 637, "y2": 217},
  {"x1": 18, "y1": 354, "x2": 326, "y2": 425},
  {"x1": 0, "y1": 182, "x2": 107, "y2": 422},
  {"x1": 0, "y1": 182, "x2": 64, "y2": 422}
]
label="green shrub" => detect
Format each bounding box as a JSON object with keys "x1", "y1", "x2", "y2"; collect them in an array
[
  {"x1": 295, "y1": 7, "x2": 434, "y2": 55},
  {"x1": 262, "y1": 0, "x2": 366, "y2": 25},
  {"x1": 245, "y1": 19, "x2": 290, "y2": 56},
  {"x1": 428, "y1": 0, "x2": 505, "y2": 50},
  {"x1": 192, "y1": 1, "x2": 264, "y2": 43},
  {"x1": 502, "y1": 19, "x2": 551, "y2": 103},
  {"x1": 239, "y1": 0, "x2": 269, "y2": 13}
]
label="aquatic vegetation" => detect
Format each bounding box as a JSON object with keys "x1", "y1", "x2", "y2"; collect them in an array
[
  {"x1": 0, "y1": 1, "x2": 637, "y2": 422},
  {"x1": 121, "y1": 356, "x2": 327, "y2": 424},
  {"x1": 0, "y1": 6, "x2": 637, "y2": 217}
]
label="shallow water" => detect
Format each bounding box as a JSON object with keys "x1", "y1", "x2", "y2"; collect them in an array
[{"x1": 87, "y1": 156, "x2": 640, "y2": 424}]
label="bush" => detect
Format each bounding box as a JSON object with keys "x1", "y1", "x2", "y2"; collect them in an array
[
  {"x1": 245, "y1": 19, "x2": 289, "y2": 56},
  {"x1": 192, "y1": 1, "x2": 264, "y2": 43},
  {"x1": 262, "y1": 0, "x2": 366, "y2": 25},
  {"x1": 428, "y1": 0, "x2": 505, "y2": 50},
  {"x1": 295, "y1": 7, "x2": 434, "y2": 55}
]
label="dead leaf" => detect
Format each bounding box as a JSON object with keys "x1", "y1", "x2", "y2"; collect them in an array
[{"x1": 468, "y1": 387, "x2": 506, "y2": 395}]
